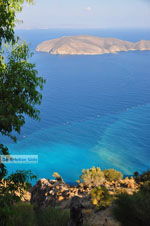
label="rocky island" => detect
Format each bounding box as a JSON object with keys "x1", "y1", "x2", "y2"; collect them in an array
[{"x1": 36, "y1": 35, "x2": 150, "y2": 55}]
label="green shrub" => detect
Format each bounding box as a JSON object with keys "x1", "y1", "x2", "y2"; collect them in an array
[
  {"x1": 0, "y1": 170, "x2": 36, "y2": 226},
  {"x1": 103, "y1": 169, "x2": 123, "y2": 182},
  {"x1": 113, "y1": 190, "x2": 150, "y2": 226},
  {"x1": 140, "y1": 181, "x2": 150, "y2": 192},
  {"x1": 91, "y1": 186, "x2": 113, "y2": 209},
  {"x1": 52, "y1": 172, "x2": 64, "y2": 182},
  {"x1": 0, "y1": 202, "x2": 36, "y2": 226},
  {"x1": 139, "y1": 170, "x2": 150, "y2": 182},
  {"x1": 0, "y1": 202, "x2": 70, "y2": 226},
  {"x1": 36, "y1": 207, "x2": 70, "y2": 226},
  {"x1": 80, "y1": 167, "x2": 105, "y2": 187},
  {"x1": 134, "y1": 170, "x2": 150, "y2": 183}
]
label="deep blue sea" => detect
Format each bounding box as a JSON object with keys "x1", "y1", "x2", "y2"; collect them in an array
[{"x1": 3, "y1": 29, "x2": 150, "y2": 182}]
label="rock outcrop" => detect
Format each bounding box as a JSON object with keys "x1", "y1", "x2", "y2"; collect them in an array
[
  {"x1": 30, "y1": 177, "x2": 139, "y2": 226},
  {"x1": 30, "y1": 177, "x2": 138, "y2": 209},
  {"x1": 30, "y1": 178, "x2": 90, "y2": 209},
  {"x1": 36, "y1": 35, "x2": 150, "y2": 55}
]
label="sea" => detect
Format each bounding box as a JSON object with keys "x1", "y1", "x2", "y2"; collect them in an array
[{"x1": 2, "y1": 29, "x2": 150, "y2": 183}]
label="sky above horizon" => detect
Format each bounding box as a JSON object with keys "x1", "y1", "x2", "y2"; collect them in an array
[{"x1": 16, "y1": 0, "x2": 150, "y2": 29}]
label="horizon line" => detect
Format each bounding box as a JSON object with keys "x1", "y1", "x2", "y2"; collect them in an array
[{"x1": 15, "y1": 27, "x2": 150, "y2": 31}]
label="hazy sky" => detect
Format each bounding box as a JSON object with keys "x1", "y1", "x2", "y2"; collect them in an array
[{"x1": 16, "y1": 0, "x2": 150, "y2": 29}]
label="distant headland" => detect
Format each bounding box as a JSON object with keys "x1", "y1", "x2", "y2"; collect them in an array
[{"x1": 36, "y1": 35, "x2": 150, "y2": 55}]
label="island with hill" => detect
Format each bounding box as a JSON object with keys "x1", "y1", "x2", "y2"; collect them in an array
[{"x1": 36, "y1": 35, "x2": 150, "y2": 55}]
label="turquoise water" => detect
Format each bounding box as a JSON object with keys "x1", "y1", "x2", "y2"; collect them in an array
[{"x1": 3, "y1": 29, "x2": 150, "y2": 182}]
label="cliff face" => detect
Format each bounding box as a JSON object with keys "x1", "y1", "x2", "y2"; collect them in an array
[{"x1": 36, "y1": 35, "x2": 150, "y2": 55}]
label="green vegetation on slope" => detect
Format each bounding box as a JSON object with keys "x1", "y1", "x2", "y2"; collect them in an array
[
  {"x1": 0, "y1": 168, "x2": 150, "y2": 226},
  {"x1": 113, "y1": 170, "x2": 150, "y2": 226}
]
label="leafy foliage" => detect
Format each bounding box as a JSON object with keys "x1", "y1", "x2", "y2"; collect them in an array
[
  {"x1": 140, "y1": 181, "x2": 150, "y2": 192},
  {"x1": 113, "y1": 188, "x2": 150, "y2": 226},
  {"x1": 0, "y1": 170, "x2": 36, "y2": 205},
  {"x1": 0, "y1": 170, "x2": 36, "y2": 226},
  {"x1": 79, "y1": 167, "x2": 124, "y2": 187},
  {"x1": 0, "y1": 163, "x2": 7, "y2": 180},
  {"x1": 0, "y1": 0, "x2": 45, "y2": 142},
  {"x1": 91, "y1": 186, "x2": 113, "y2": 209},
  {"x1": 103, "y1": 169, "x2": 123, "y2": 182},
  {"x1": 0, "y1": 43, "x2": 45, "y2": 140},
  {"x1": 0, "y1": 0, "x2": 34, "y2": 45},
  {"x1": 134, "y1": 170, "x2": 150, "y2": 183},
  {"x1": 79, "y1": 167, "x2": 105, "y2": 187},
  {"x1": 0, "y1": 145, "x2": 9, "y2": 179},
  {"x1": 0, "y1": 0, "x2": 45, "y2": 181},
  {"x1": 0, "y1": 2, "x2": 45, "y2": 225},
  {"x1": 7, "y1": 169, "x2": 36, "y2": 184}
]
